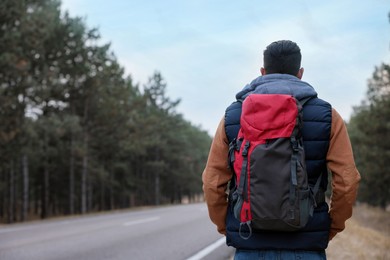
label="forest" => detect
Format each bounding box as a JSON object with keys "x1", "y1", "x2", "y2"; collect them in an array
[
  {"x1": 1, "y1": 0, "x2": 389, "y2": 224},
  {"x1": 0, "y1": 0, "x2": 212, "y2": 223},
  {"x1": 348, "y1": 62, "x2": 390, "y2": 209}
]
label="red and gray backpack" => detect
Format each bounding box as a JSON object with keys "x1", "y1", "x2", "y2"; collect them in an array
[{"x1": 228, "y1": 94, "x2": 322, "y2": 239}]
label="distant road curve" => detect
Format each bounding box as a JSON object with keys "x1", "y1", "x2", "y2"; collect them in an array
[{"x1": 0, "y1": 203, "x2": 234, "y2": 260}]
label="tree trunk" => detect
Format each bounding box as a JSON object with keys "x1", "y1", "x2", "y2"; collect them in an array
[
  {"x1": 88, "y1": 181, "x2": 93, "y2": 211},
  {"x1": 100, "y1": 173, "x2": 105, "y2": 211},
  {"x1": 42, "y1": 164, "x2": 49, "y2": 219},
  {"x1": 69, "y1": 135, "x2": 75, "y2": 215},
  {"x1": 0, "y1": 168, "x2": 3, "y2": 221},
  {"x1": 22, "y1": 155, "x2": 29, "y2": 221},
  {"x1": 41, "y1": 128, "x2": 50, "y2": 219},
  {"x1": 109, "y1": 169, "x2": 114, "y2": 210},
  {"x1": 155, "y1": 172, "x2": 160, "y2": 206},
  {"x1": 81, "y1": 133, "x2": 88, "y2": 214},
  {"x1": 81, "y1": 96, "x2": 89, "y2": 214},
  {"x1": 154, "y1": 150, "x2": 161, "y2": 206},
  {"x1": 8, "y1": 161, "x2": 14, "y2": 223}
]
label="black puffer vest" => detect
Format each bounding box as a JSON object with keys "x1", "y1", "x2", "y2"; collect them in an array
[{"x1": 224, "y1": 74, "x2": 332, "y2": 250}]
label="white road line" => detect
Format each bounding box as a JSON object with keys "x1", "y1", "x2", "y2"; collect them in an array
[
  {"x1": 0, "y1": 225, "x2": 39, "y2": 234},
  {"x1": 123, "y1": 216, "x2": 160, "y2": 227},
  {"x1": 0, "y1": 220, "x2": 71, "y2": 234},
  {"x1": 186, "y1": 237, "x2": 226, "y2": 260}
]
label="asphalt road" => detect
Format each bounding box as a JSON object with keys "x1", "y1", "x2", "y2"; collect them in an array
[{"x1": 0, "y1": 203, "x2": 235, "y2": 260}]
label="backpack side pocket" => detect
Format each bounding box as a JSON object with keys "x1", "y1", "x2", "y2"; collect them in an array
[
  {"x1": 232, "y1": 190, "x2": 243, "y2": 222},
  {"x1": 298, "y1": 188, "x2": 311, "y2": 228}
]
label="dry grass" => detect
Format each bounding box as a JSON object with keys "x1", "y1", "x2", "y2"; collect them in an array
[{"x1": 326, "y1": 204, "x2": 390, "y2": 260}]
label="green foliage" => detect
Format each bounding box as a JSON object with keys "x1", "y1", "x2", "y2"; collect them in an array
[
  {"x1": 0, "y1": 0, "x2": 211, "y2": 222},
  {"x1": 348, "y1": 63, "x2": 390, "y2": 208}
]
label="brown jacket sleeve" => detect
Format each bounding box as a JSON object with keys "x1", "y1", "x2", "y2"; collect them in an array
[
  {"x1": 327, "y1": 108, "x2": 361, "y2": 240},
  {"x1": 202, "y1": 118, "x2": 232, "y2": 235}
]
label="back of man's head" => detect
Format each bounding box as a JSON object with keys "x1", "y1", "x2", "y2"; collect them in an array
[{"x1": 263, "y1": 40, "x2": 301, "y2": 76}]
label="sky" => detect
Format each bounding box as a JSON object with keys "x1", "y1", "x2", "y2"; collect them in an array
[{"x1": 60, "y1": 0, "x2": 390, "y2": 135}]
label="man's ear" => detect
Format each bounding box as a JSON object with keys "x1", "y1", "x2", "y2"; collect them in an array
[
  {"x1": 261, "y1": 67, "x2": 266, "y2": 75},
  {"x1": 297, "y1": 68, "x2": 304, "y2": 79}
]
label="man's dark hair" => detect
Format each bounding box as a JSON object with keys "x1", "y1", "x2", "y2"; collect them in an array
[{"x1": 263, "y1": 40, "x2": 301, "y2": 76}]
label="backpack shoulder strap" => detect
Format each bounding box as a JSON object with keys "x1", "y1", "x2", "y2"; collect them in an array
[
  {"x1": 299, "y1": 96, "x2": 315, "y2": 107},
  {"x1": 224, "y1": 100, "x2": 243, "y2": 144}
]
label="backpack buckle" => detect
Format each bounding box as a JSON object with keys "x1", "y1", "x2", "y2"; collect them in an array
[
  {"x1": 228, "y1": 139, "x2": 237, "y2": 169},
  {"x1": 291, "y1": 137, "x2": 299, "y2": 151},
  {"x1": 242, "y1": 141, "x2": 250, "y2": 157}
]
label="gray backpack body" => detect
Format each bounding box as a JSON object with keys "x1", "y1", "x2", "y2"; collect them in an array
[{"x1": 228, "y1": 94, "x2": 321, "y2": 239}]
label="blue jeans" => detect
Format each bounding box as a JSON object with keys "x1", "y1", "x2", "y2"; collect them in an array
[{"x1": 234, "y1": 249, "x2": 326, "y2": 260}]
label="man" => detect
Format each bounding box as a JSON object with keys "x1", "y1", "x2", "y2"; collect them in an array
[{"x1": 202, "y1": 40, "x2": 361, "y2": 259}]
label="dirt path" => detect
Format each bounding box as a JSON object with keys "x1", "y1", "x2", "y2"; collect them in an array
[{"x1": 326, "y1": 204, "x2": 390, "y2": 259}]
